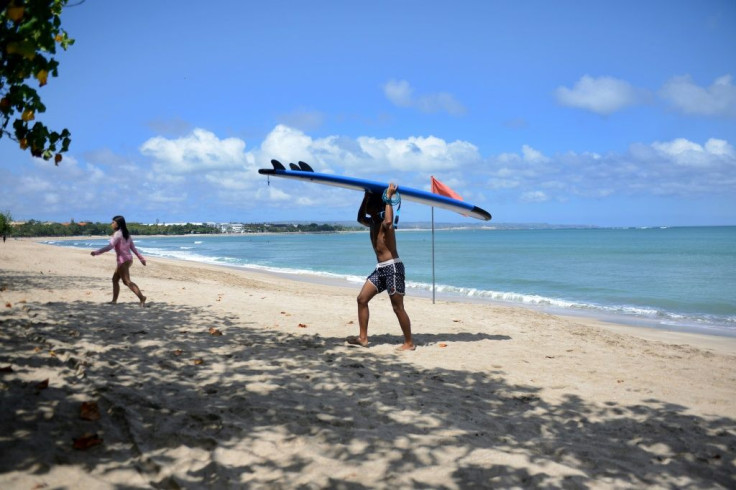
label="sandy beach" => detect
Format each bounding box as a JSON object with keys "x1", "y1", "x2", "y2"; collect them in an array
[{"x1": 1, "y1": 239, "x2": 734, "y2": 488}]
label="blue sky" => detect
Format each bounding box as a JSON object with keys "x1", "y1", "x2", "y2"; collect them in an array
[{"x1": 1, "y1": 0, "x2": 735, "y2": 226}]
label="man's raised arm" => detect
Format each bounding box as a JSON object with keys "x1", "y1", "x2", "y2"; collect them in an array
[{"x1": 357, "y1": 191, "x2": 372, "y2": 227}]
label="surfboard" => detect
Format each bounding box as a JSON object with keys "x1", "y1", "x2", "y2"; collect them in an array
[{"x1": 259, "y1": 160, "x2": 492, "y2": 221}]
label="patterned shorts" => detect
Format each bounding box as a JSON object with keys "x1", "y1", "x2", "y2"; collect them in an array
[{"x1": 367, "y1": 259, "x2": 405, "y2": 295}]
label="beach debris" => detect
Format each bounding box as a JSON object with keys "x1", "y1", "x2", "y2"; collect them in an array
[
  {"x1": 514, "y1": 394, "x2": 540, "y2": 404},
  {"x1": 72, "y1": 433, "x2": 103, "y2": 450},
  {"x1": 80, "y1": 401, "x2": 101, "y2": 421},
  {"x1": 4, "y1": 302, "x2": 11, "y2": 308},
  {"x1": 346, "y1": 320, "x2": 354, "y2": 325},
  {"x1": 173, "y1": 349, "x2": 183, "y2": 356},
  {"x1": 208, "y1": 327, "x2": 223, "y2": 336},
  {"x1": 617, "y1": 379, "x2": 624, "y2": 383},
  {"x1": 35, "y1": 379, "x2": 49, "y2": 390},
  {"x1": 439, "y1": 343, "x2": 448, "y2": 348},
  {"x1": 193, "y1": 358, "x2": 204, "y2": 365},
  {"x1": 33, "y1": 346, "x2": 42, "y2": 353},
  {"x1": 298, "y1": 323, "x2": 308, "y2": 328},
  {"x1": 453, "y1": 319, "x2": 461, "y2": 323}
]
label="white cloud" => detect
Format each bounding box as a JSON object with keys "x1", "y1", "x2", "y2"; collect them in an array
[
  {"x1": 383, "y1": 79, "x2": 413, "y2": 107},
  {"x1": 255, "y1": 185, "x2": 292, "y2": 203},
  {"x1": 205, "y1": 170, "x2": 254, "y2": 191},
  {"x1": 521, "y1": 145, "x2": 550, "y2": 164},
  {"x1": 383, "y1": 79, "x2": 466, "y2": 115},
  {"x1": 705, "y1": 138, "x2": 735, "y2": 156},
  {"x1": 261, "y1": 124, "x2": 480, "y2": 175},
  {"x1": 651, "y1": 138, "x2": 703, "y2": 156},
  {"x1": 3, "y1": 123, "x2": 733, "y2": 222},
  {"x1": 488, "y1": 179, "x2": 519, "y2": 190},
  {"x1": 18, "y1": 175, "x2": 52, "y2": 192},
  {"x1": 652, "y1": 137, "x2": 735, "y2": 167},
  {"x1": 260, "y1": 125, "x2": 321, "y2": 169},
  {"x1": 556, "y1": 75, "x2": 644, "y2": 115},
  {"x1": 140, "y1": 128, "x2": 251, "y2": 174},
  {"x1": 44, "y1": 193, "x2": 61, "y2": 205},
  {"x1": 486, "y1": 138, "x2": 736, "y2": 200},
  {"x1": 148, "y1": 191, "x2": 186, "y2": 204},
  {"x1": 85, "y1": 163, "x2": 106, "y2": 182},
  {"x1": 356, "y1": 135, "x2": 479, "y2": 172},
  {"x1": 521, "y1": 191, "x2": 548, "y2": 202},
  {"x1": 244, "y1": 125, "x2": 484, "y2": 210},
  {"x1": 659, "y1": 74, "x2": 736, "y2": 117}
]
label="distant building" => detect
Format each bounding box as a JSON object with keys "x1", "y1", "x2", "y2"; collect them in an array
[{"x1": 219, "y1": 223, "x2": 245, "y2": 233}]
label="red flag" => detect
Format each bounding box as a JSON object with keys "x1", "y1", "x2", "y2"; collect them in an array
[{"x1": 431, "y1": 176, "x2": 463, "y2": 201}]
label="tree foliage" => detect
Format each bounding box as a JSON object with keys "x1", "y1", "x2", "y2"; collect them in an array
[
  {"x1": 1, "y1": 0, "x2": 73, "y2": 163},
  {"x1": 8, "y1": 220, "x2": 361, "y2": 237},
  {"x1": 0, "y1": 209, "x2": 12, "y2": 236}
]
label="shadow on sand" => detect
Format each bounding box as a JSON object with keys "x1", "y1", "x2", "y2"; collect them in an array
[{"x1": 1, "y1": 270, "x2": 734, "y2": 488}]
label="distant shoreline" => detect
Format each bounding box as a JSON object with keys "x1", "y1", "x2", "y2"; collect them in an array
[{"x1": 12, "y1": 223, "x2": 736, "y2": 241}]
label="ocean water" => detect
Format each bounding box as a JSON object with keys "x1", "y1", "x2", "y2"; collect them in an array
[{"x1": 48, "y1": 226, "x2": 736, "y2": 336}]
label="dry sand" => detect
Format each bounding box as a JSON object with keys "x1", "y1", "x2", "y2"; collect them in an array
[{"x1": 1, "y1": 239, "x2": 734, "y2": 489}]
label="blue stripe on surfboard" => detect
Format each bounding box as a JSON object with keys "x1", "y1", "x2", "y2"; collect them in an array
[{"x1": 258, "y1": 168, "x2": 492, "y2": 221}]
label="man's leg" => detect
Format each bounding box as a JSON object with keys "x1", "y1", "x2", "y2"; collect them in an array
[
  {"x1": 389, "y1": 293, "x2": 414, "y2": 350},
  {"x1": 354, "y1": 280, "x2": 378, "y2": 345}
]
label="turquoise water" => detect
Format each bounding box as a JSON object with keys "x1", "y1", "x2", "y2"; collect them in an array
[{"x1": 49, "y1": 226, "x2": 736, "y2": 335}]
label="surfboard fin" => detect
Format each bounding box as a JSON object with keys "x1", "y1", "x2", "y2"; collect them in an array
[
  {"x1": 289, "y1": 163, "x2": 300, "y2": 170},
  {"x1": 271, "y1": 159, "x2": 285, "y2": 170},
  {"x1": 298, "y1": 161, "x2": 314, "y2": 172}
]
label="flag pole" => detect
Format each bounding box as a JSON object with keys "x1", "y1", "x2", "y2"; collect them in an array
[
  {"x1": 430, "y1": 175, "x2": 464, "y2": 305},
  {"x1": 431, "y1": 206, "x2": 436, "y2": 304}
]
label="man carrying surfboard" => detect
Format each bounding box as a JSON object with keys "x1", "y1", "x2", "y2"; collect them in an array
[{"x1": 350, "y1": 183, "x2": 415, "y2": 351}]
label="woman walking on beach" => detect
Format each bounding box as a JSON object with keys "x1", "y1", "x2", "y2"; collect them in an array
[{"x1": 90, "y1": 215, "x2": 147, "y2": 306}]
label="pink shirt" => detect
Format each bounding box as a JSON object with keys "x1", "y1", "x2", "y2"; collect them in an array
[{"x1": 92, "y1": 230, "x2": 145, "y2": 266}]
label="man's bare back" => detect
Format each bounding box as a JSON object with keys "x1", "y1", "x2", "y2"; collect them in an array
[{"x1": 358, "y1": 185, "x2": 399, "y2": 262}]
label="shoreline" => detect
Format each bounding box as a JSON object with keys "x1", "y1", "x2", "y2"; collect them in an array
[
  {"x1": 11, "y1": 237, "x2": 736, "y2": 355},
  {"x1": 36, "y1": 235, "x2": 736, "y2": 341},
  {"x1": 182, "y1": 260, "x2": 736, "y2": 354},
  {"x1": 1, "y1": 239, "x2": 735, "y2": 487},
  {"x1": 161, "y1": 254, "x2": 736, "y2": 354}
]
